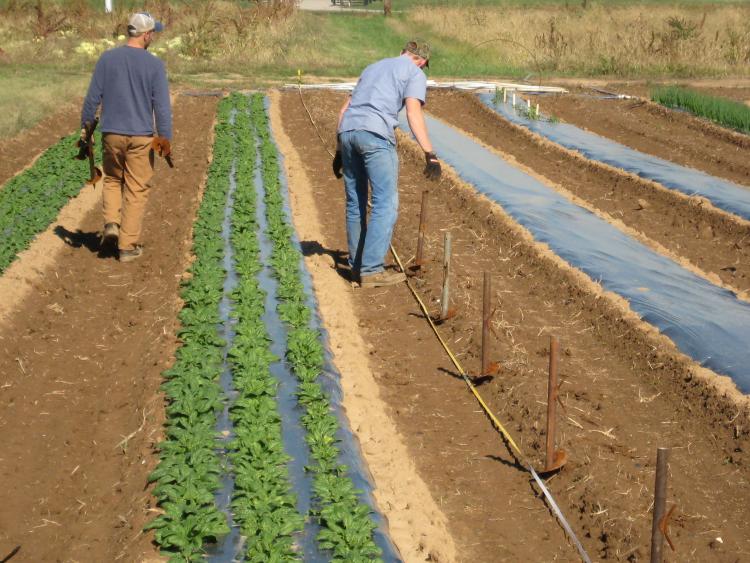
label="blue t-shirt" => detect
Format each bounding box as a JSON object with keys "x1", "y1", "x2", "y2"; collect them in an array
[
  {"x1": 81, "y1": 46, "x2": 172, "y2": 140},
  {"x1": 339, "y1": 54, "x2": 427, "y2": 144}
]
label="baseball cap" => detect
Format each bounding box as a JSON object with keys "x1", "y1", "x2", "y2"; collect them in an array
[
  {"x1": 127, "y1": 12, "x2": 164, "y2": 36},
  {"x1": 404, "y1": 39, "x2": 430, "y2": 68}
]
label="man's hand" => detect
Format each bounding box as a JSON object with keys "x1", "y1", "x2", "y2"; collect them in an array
[
  {"x1": 332, "y1": 136, "x2": 343, "y2": 179},
  {"x1": 424, "y1": 151, "x2": 442, "y2": 181},
  {"x1": 152, "y1": 137, "x2": 171, "y2": 158}
]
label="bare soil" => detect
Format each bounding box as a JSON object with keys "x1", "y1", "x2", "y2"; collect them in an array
[
  {"x1": 0, "y1": 94, "x2": 218, "y2": 563},
  {"x1": 279, "y1": 89, "x2": 750, "y2": 562},
  {"x1": 539, "y1": 88, "x2": 750, "y2": 182},
  {"x1": 426, "y1": 90, "x2": 750, "y2": 296}
]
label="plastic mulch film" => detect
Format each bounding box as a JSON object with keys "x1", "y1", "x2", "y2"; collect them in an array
[
  {"x1": 477, "y1": 93, "x2": 750, "y2": 222},
  {"x1": 401, "y1": 112, "x2": 750, "y2": 394},
  {"x1": 265, "y1": 97, "x2": 402, "y2": 561}
]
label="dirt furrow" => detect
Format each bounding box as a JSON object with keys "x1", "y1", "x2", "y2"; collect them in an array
[
  {"x1": 279, "y1": 89, "x2": 750, "y2": 562},
  {"x1": 427, "y1": 90, "x2": 750, "y2": 296},
  {"x1": 0, "y1": 94, "x2": 218, "y2": 562},
  {"x1": 541, "y1": 89, "x2": 750, "y2": 180}
]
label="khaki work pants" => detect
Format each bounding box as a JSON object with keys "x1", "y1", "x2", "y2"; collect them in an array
[{"x1": 102, "y1": 134, "x2": 154, "y2": 251}]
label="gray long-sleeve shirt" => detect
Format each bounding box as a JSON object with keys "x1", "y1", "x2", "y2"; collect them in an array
[{"x1": 81, "y1": 46, "x2": 172, "y2": 140}]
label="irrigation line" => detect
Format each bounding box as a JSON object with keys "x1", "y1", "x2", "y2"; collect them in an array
[{"x1": 295, "y1": 87, "x2": 592, "y2": 563}]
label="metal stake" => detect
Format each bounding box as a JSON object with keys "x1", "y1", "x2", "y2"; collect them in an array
[
  {"x1": 415, "y1": 190, "x2": 429, "y2": 270},
  {"x1": 546, "y1": 335, "x2": 559, "y2": 469},
  {"x1": 650, "y1": 448, "x2": 671, "y2": 563},
  {"x1": 440, "y1": 232, "x2": 452, "y2": 321},
  {"x1": 482, "y1": 272, "x2": 491, "y2": 375}
]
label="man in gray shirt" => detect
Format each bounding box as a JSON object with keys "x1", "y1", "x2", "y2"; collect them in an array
[
  {"x1": 334, "y1": 40, "x2": 441, "y2": 288},
  {"x1": 81, "y1": 12, "x2": 172, "y2": 263}
]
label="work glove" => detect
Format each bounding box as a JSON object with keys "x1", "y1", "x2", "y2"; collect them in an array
[
  {"x1": 152, "y1": 137, "x2": 171, "y2": 158},
  {"x1": 424, "y1": 151, "x2": 442, "y2": 181},
  {"x1": 332, "y1": 135, "x2": 343, "y2": 179}
]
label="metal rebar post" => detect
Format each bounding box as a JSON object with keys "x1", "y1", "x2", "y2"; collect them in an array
[
  {"x1": 650, "y1": 447, "x2": 671, "y2": 563},
  {"x1": 482, "y1": 272, "x2": 491, "y2": 375},
  {"x1": 545, "y1": 335, "x2": 560, "y2": 471},
  {"x1": 440, "y1": 232, "x2": 452, "y2": 320},
  {"x1": 415, "y1": 190, "x2": 429, "y2": 269}
]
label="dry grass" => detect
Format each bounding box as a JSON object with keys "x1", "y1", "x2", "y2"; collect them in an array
[{"x1": 408, "y1": 4, "x2": 750, "y2": 77}]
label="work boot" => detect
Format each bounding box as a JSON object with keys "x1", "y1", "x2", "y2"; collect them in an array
[
  {"x1": 360, "y1": 270, "x2": 406, "y2": 288},
  {"x1": 119, "y1": 245, "x2": 143, "y2": 263},
  {"x1": 102, "y1": 222, "x2": 119, "y2": 247}
]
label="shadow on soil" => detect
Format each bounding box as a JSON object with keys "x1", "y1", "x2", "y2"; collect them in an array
[
  {"x1": 300, "y1": 239, "x2": 353, "y2": 282},
  {"x1": 54, "y1": 225, "x2": 117, "y2": 259}
]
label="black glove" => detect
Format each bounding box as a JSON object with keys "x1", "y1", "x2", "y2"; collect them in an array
[
  {"x1": 75, "y1": 124, "x2": 97, "y2": 160},
  {"x1": 332, "y1": 150, "x2": 343, "y2": 179},
  {"x1": 332, "y1": 136, "x2": 343, "y2": 179},
  {"x1": 424, "y1": 151, "x2": 442, "y2": 181}
]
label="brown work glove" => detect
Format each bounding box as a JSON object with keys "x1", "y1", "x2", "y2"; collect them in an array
[
  {"x1": 424, "y1": 151, "x2": 442, "y2": 181},
  {"x1": 152, "y1": 137, "x2": 172, "y2": 158}
]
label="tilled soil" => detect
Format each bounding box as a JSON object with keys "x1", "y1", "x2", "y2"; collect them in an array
[
  {"x1": 427, "y1": 90, "x2": 750, "y2": 295},
  {"x1": 279, "y1": 90, "x2": 750, "y2": 562},
  {"x1": 539, "y1": 88, "x2": 750, "y2": 184},
  {"x1": 0, "y1": 94, "x2": 218, "y2": 562},
  {"x1": 0, "y1": 103, "x2": 80, "y2": 187}
]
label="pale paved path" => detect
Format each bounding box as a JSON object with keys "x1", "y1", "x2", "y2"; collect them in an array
[{"x1": 297, "y1": 0, "x2": 382, "y2": 12}]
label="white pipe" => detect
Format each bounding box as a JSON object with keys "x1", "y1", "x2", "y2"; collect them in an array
[
  {"x1": 105, "y1": 0, "x2": 113, "y2": 13},
  {"x1": 512, "y1": 93, "x2": 516, "y2": 106}
]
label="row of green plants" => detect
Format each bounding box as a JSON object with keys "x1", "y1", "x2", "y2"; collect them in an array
[
  {"x1": 651, "y1": 84, "x2": 750, "y2": 134},
  {"x1": 144, "y1": 97, "x2": 233, "y2": 560},
  {"x1": 225, "y1": 92, "x2": 304, "y2": 561},
  {"x1": 250, "y1": 93, "x2": 383, "y2": 561},
  {"x1": 0, "y1": 131, "x2": 93, "y2": 274}
]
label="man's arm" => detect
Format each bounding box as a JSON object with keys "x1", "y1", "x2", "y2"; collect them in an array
[
  {"x1": 81, "y1": 58, "x2": 105, "y2": 127},
  {"x1": 405, "y1": 97, "x2": 433, "y2": 153},
  {"x1": 152, "y1": 63, "x2": 172, "y2": 140},
  {"x1": 405, "y1": 97, "x2": 441, "y2": 181},
  {"x1": 337, "y1": 96, "x2": 351, "y2": 131}
]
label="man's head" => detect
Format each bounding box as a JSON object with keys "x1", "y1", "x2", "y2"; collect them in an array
[
  {"x1": 127, "y1": 12, "x2": 164, "y2": 49},
  {"x1": 403, "y1": 39, "x2": 430, "y2": 69}
]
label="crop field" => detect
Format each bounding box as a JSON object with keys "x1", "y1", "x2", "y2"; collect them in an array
[{"x1": 3, "y1": 1, "x2": 750, "y2": 563}]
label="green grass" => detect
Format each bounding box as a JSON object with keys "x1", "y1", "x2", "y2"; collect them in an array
[
  {"x1": 356, "y1": 0, "x2": 746, "y2": 7},
  {"x1": 0, "y1": 66, "x2": 88, "y2": 138},
  {"x1": 651, "y1": 84, "x2": 750, "y2": 134}
]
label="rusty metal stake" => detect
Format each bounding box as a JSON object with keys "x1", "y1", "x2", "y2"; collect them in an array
[
  {"x1": 543, "y1": 335, "x2": 567, "y2": 473},
  {"x1": 414, "y1": 190, "x2": 429, "y2": 270},
  {"x1": 440, "y1": 232, "x2": 452, "y2": 320},
  {"x1": 482, "y1": 272, "x2": 491, "y2": 375},
  {"x1": 650, "y1": 447, "x2": 671, "y2": 563}
]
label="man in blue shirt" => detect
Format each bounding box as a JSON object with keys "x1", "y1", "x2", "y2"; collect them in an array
[
  {"x1": 81, "y1": 12, "x2": 172, "y2": 263},
  {"x1": 334, "y1": 40, "x2": 442, "y2": 288}
]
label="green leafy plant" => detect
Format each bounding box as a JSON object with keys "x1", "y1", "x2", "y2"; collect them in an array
[
  {"x1": 651, "y1": 84, "x2": 750, "y2": 134},
  {"x1": 249, "y1": 93, "x2": 383, "y2": 561},
  {"x1": 0, "y1": 131, "x2": 96, "y2": 274},
  {"x1": 144, "y1": 96, "x2": 234, "y2": 561}
]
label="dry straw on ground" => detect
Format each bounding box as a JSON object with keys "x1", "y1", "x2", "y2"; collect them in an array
[{"x1": 410, "y1": 4, "x2": 750, "y2": 76}]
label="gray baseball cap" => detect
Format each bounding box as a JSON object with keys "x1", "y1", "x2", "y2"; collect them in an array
[{"x1": 127, "y1": 12, "x2": 164, "y2": 36}]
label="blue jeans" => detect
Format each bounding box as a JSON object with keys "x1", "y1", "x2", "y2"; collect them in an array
[{"x1": 340, "y1": 130, "x2": 399, "y2": 276}]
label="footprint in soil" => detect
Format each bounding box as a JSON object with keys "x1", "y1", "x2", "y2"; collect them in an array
[{"x1": 53, "y1": 225, "x2": 118, "y2": 259}]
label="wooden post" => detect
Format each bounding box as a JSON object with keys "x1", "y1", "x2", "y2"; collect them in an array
[
  {"x1": 440, "y1": 232, "x2": 452, "y2": 320},
  {"x1": 650, "y1": 448, "x2": 671, "y2": 563},
  {"x1": 415, "y1": 190, "x2": 429, "y2": 269},
  {"x1": 384, "y1": 0, "x2": 392, "y2": 16},
  {"x1": 482, "y1": 272, "x2": 491, "y2": 375}
]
